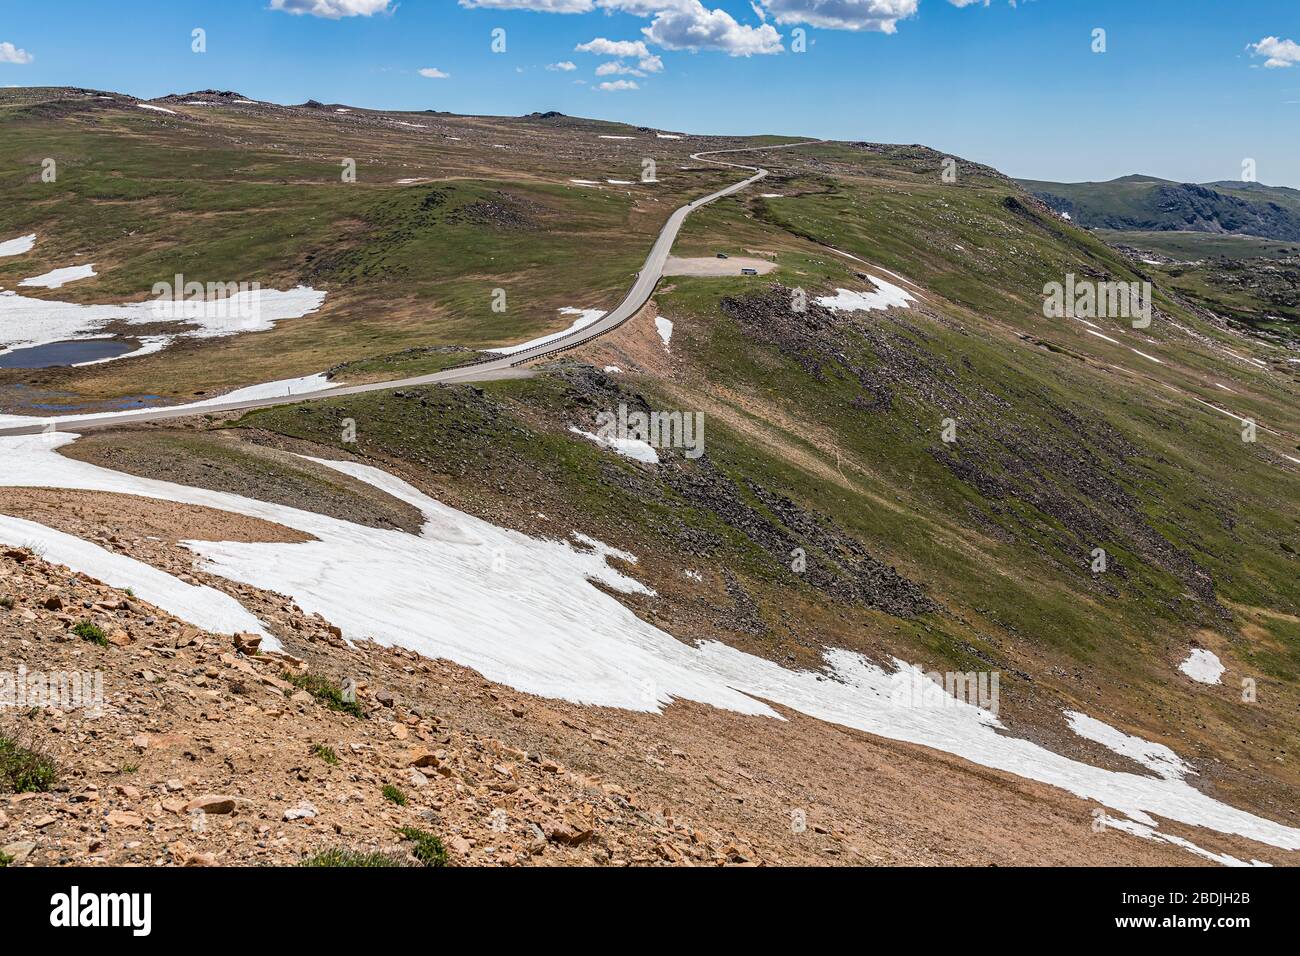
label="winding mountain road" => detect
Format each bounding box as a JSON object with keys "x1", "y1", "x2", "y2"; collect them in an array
[{"x1": 0, "y1": 140, "x2": 818, "y2": 437}]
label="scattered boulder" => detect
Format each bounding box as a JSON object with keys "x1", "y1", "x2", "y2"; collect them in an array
[
  {"x1": 233, "y1": 632, "x2": 262, "y2": 655},
  {"x1": 183, "y1": 795, "x2": 237, "y2": 815}
]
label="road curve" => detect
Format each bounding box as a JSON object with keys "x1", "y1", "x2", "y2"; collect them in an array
[{"x1": 0, "y1": 140, "x2": 819, "y2": 437}]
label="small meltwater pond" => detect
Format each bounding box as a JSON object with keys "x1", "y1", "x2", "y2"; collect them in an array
[{"x1": 0, "y1": 339, "x2": 135, "y2": 369}]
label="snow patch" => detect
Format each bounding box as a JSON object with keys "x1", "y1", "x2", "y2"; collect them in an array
[
  {"x1": 1065, "y1": 711, "x2": 1192, "y2": 781},
  {"x1": 0, "y1": 286, "x2": 326, "y2": 365},
  {"x1": 487, "y1": 307, "x2": 606, "y2": 356},
  {"x1": 0, "y1": 234, "x2": 36, "y2": 257},
  {"x1": 1084, "y1": 327, "x2": 1122, "y2": 346},
  {"x1": 654, "y1": 316, "x2": 673, "y2": 350},
  {"x1": 136, "y1": 103, "x2": 176, "y2": 115},
  {"x1": 20, "y1": 264, "x2": 97, "y2": 289},
  {"x1": 1179, "y1": 648, "x2": 1225, "y2": 685},
  {"x1": 1103, "y1": 815, "x2": 1266, "y2": 867},
  {"x1": 568, "y1": 425, "x2": 659, "y2": 464},
  {"x1": 0, "y1": 513, "x2": 272, "y2": 644},
  {"x1": 817, "y1": 277, "x2": 915, "y2": 313}
]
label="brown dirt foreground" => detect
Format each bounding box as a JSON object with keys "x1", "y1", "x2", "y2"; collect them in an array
[{"x1": 3, "y1": 547, "x2": 1294, "y2": 868}]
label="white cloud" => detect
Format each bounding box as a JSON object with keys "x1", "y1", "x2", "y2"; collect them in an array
[
  {"x1": 269, "y1": 0, "x2": 394, "y2": 17},
  {"x1": 419, "y1": 67, "x2": 451, "y2": 78},
  {"x1": 546, "y1": 60, "x2": 578, "y2": 71},
  {"x1": 644, "y1": 1, "x2": 783, "y2": 55},
  {"x1": 596, "y1": 60, "x2": 645, "y2": 75},
  {"x1": 459, "y1": 0, "x2": 595, "y2": 10},
  {"x1": 596, "y1": 0, "x2": 687, "y2": 12},
  {"x1": 1249, "y1": 36, "x2": 1300, "y2": 69},
  {"x1": 597, "y1": 79, "x2": 640, "y2": 91},
  {"x1": 639, "y1": 54, "x2": 665, "y2": 72},
  {"x1": 577, "y1": 37, "x2": 652, "y2": 57},
  {"x1": 0, "y1": 41, "x2": 34, "y2": 65},
  {"x1": 756, "y1": 0, "x2": 918, "y2": 33}
]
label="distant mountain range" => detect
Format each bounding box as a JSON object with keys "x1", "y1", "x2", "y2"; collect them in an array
[{"x1": 1016, "y1": 174, "x2": 1300, "y2": 242}]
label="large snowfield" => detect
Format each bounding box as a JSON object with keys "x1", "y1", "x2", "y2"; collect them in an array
[
  {"x1": 0, "y1": 431, "x2": 1296, "y2": 863},
  {"x1": 0, "y1": 285, "x2": 326, "y2": 357},
  {"x1": 0, "y1": 233, "x2": 325, "y2": 366}
]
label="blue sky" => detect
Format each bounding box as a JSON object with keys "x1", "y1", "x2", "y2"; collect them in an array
[{"x1": 3, "y1": 0, "x2": 1298, "y2": 185}]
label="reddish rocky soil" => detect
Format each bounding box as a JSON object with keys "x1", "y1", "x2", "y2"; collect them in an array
[{"x1": 3, "y1": 545, "x2": 1292, "y2": 867}]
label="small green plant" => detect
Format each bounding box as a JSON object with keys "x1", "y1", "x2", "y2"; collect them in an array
[
  {"x1": 0, "y1": 596, "x2": 14, "y2": 610},
  {"x1": 0, "y1": 850, "x2": 12, "y2": 867},
  {"x1": 0, "y1": 729, "x2": 58, "y2": 794},
  {"x1": 381, "y1": 784, "x2": 407, "y2": 806},
  {"x1": 125, "y1": 588, "x2": 135, "y2": 598},
  {"x1": 300, "y1": 847, "x2": 405, "y2": 868},
  {"x1": 283, "y1": 671, "x2": 365, "y2": 719},
  {"x1": 397, "y1": 826, "x2": 448, "y2": 867},
  {"x1": 120, "y1": 762, "x2": 139, "y2": 774},
  {"x1": 72, "y1": 620, "x2": 107, "y2": 646},
  {"x1": 311, "y1": 743, "x2": 339, "y2": 766}
]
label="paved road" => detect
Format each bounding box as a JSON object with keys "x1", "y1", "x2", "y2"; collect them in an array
[{"x1": 0, "y1": 140, "x2": 818, "y2": 437}]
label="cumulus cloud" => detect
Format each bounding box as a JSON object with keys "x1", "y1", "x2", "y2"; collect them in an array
[
  {"x1": 419, "y1": 67, "x2": 451, "y2": 78},
  {"x1": 470, "y1": 0, "x2": 955, "y2": 70},
  {"x1": 596, "y1": 0, "x2": 686, "y2": 13},
  {"x1": 458, "y1": 0, "x2": 595, "y2": 11},
  {"x1": 270, "y1": 0, "x2": 393, "y2": 17},
  {"x1": 597, "y1": 79, "x2": 640, "y2": 91},
  {"x1": 546, "y1": 60, "x2": 579, "y2": 71},
  {"x1": 596, "y1": 60, "x2": 645, "y2": 75},
  {"x1": 1249, "y1": 36, "x2": 1300, "y2": 69},
  {"x1": 755, "y1": 0, "x2": 919, "y2": 33},
  {"x1": 0, "y1": 41, "x2": 34, "y2": 65},
  {"x1": 644, "y1": 1, "x2": 783, "y2": 55},
  {"x1": 577, "y1": 37, "x2": 652, "y2": 57}
]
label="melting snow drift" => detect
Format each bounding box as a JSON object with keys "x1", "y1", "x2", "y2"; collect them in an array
[
  {"x1": 0, "y1": 234, "x2": 36, "y2": 257},
  {"x1": 0, "y1": 513, "x2": 272, "y2": 644},
  {"x1": 654, "y1": 316, "x2": 673, "y2": 350},
  {"x1": 1179, "y1": 648, "x2": 1225, "y2": 685},
  {"x1": 0, "y1": 285, "x2": 326, "y2": 364},
  {"x1": 20, "y1": 264, "x2": 97, "y2": 289},
  {"x1": 817, "y1": 276, "x2": 915, "y2": 313},
  {"x1": 487, "y1": 307, "x2": 606, "y2": 356},
  {"x1": 568, "y1": 425, "x2": 660, "y2": 464},
  {"x1": 1065, "y1": 710, "x2": 1192, "y2": 781}
]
